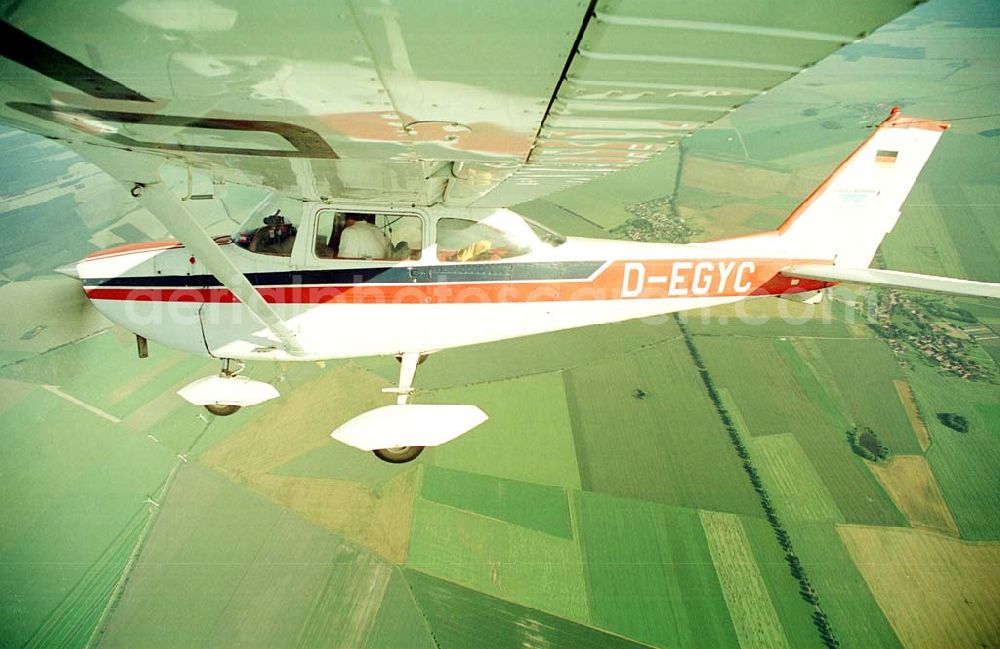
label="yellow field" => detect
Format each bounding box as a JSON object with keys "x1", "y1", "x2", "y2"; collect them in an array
[
  {"x1": 700, "y1": 511, "x2": 790, "y2": 649},
  {"x1": 894, "y1": 380, "x2": 930, "y2": 452},
  {"x1": 868, "y1": 455, "x2": 958, "y2": 536},
  {"x1": 838, "y1": 525, "x2": 1000, "y2": 649},
  {"x1": 199, "y1": 364, "x2": 418, "y2": 562}
]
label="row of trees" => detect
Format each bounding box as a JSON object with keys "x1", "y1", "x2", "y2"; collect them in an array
[{"x1": 676, "y1": 317, "x2": 840, "y2": 648}]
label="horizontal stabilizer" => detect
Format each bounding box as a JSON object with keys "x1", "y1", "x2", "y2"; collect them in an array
[
  {"x1": 331, "y1": 404, "x2": 488, "y2": 451},
  {"x1": 783, "y1": 265, "x2": 1000, "y2": 299}
]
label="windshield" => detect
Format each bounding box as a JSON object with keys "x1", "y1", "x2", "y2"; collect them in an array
[
  {"x1": 525, "y1": 218, "x2": 567, "y2": 246},
  {"x1": 233, "y1": 195, "x2": 303, "y2": 257}
]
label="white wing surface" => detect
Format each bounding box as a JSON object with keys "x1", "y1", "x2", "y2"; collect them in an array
[{"x1": 0, "y1": 1, "x2": 919, "y2": 207}]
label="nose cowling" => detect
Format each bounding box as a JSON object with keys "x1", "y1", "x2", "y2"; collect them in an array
[{"x1": 55, "y1": 263, "x2": 80, "y2": 279}]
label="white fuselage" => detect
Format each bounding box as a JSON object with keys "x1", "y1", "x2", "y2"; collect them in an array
[{"x1": 77, "y1": 205, "x2": 830, "y2": 361}]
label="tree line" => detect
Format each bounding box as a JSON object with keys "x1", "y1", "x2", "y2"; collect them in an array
[{"x1": 675, "y1": 316, "x2": 840, "y2": 648}]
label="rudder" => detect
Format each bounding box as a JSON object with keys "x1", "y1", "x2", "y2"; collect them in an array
[{"x1": 777, "y1": 108, "x2": 948, "y2": 268}]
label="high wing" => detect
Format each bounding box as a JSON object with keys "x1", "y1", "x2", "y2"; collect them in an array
[{"x1": 0, "y1": 0, "x2": 920, "y2": 207}]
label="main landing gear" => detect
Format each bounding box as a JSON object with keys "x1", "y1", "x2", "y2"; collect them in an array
[
  {"x1": 205, "y1": 359, "x2": 243, "y2": 416},
  {"x1": 372, "y1": 352, "x2": 425, "y2": 464},
  {"x1": 176, "y1": 358, "x2": 280, "y2": 415},
  {"x1": 205, "y1": 403, "x2": 241, "y2": 416}
]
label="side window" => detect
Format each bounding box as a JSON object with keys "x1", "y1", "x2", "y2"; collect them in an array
[
  {"x1": 314, "y1": 211, "x2": 345, "y2": 259},
  {"x1": 314, "y1": 211, "x2": 422, "y2": 261},
  {"x1": 436, "y1": 218, "x2": 529, "y2": 262}
]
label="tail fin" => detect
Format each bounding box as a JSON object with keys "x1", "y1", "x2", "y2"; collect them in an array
[{"x1": 777, "y1": 108, "x2": 949, "y2": 267}]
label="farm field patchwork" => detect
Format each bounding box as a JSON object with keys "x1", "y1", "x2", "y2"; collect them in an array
[
  {"x1": 907, "y1": 363, "x2": 1000, "y2": 540},
  {"x1": 563, "y1": 341, "x2": 760, "y2": 516},
  {"x1": 785, "y1": 521, "x2": 903, "y2": 649},
  {"x1": 574, "y1": 492, "x2": 737, "y2": 649},
  {"x1": 96, "y1": 463, "x2": 423, "y2": 649},
  {"x1": 747, "y1": 434, "x2": 843, "y2": 522},
  {"x1": 405, "y1": 569, "x2": 651, "y2": 649},
  {"x1": 356, "y1": 316, "x2": 683, "y2": 390},
  {"x1": 406, "y1": 496, "x2": 589, "y2": 623},
  {"x1": 698, "y1": 336, "x2": 904, "y2": 526},
  {"x1": 699, "y1": 511, "x2": 790, "y2": 649}
]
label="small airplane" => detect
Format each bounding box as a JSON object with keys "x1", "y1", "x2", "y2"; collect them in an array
[{"x1": 1, "y1": 3, "x2": 997, "y2": 462}]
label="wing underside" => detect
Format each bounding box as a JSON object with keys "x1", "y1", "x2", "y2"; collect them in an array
[
  {"x1": 0, "y1": 0, "x2": 919, "y2": 206},
  {"x1": 783, "y1": 265, "x2": 1000, "y2": 299}
]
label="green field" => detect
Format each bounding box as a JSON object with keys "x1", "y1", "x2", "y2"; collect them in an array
[
  {"x1": 575, "y1": 492, "x2": 737, "y2": 648},
  {"x1": 810, "y1": 339, "x2": 923, "y2": 455},
  {"x1": 0, "y1": 388, "x2": 176, "y2": 648},
  {"x1": 420, "y1": 466, "x2": 573, "y2": 539},
  {"x1": 748, "y1": 434, "x2": 844, "y2": 522},
  {"x1": 406, "y1": 495, "x2": 589, "y2": 622},
  {"x1": 883, "y1": 158, "x2": 1000, "y2": 282},
  {"x1": 419, "y1": 371, "x2": 581, "y2": 488},
  {"x1": 514, "y1": 199, "x2": 610, "y2": 238},
  {"x1": 564, "y1": 340, "x2": 761, "y2": 516},
  {"x1": 682, "y1": 295, "x2": 861, "y2": 339}
]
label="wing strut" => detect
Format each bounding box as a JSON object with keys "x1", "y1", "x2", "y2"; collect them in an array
[{"x1": 72, "y1": 145, "x2": 305, "y2": 355}]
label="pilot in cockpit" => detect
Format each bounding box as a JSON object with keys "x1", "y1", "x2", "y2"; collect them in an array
[{"x1": 249, "y1": 210, "x2": 297, "y2": 256}]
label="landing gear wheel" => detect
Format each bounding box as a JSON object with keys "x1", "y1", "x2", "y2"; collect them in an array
[
  {"x1": 205, "y1": 403, "x2": 241, "y2": 416},
  {"x1": 373, "y1": 445, "x2": 424, "y2": 464}
]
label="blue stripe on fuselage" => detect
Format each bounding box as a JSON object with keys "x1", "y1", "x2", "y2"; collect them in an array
[{"x1": 81, "y1": 261, "x2": 606, "y2": 288}]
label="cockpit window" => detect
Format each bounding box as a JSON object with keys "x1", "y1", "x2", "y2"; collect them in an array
[
  {"x1": 234, "y1": 196, "x2": 302, "y2": 257},
  {"x1": 436, "y1": 218, "x2": 530, "y2": 262},
  {"x1": 314, "y1": 210, "x2": 422, "y2": 261}
]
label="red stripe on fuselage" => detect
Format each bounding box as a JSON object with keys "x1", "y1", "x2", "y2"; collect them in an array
[{"x1": 84, "y1": 259, "x2": 834, "y2": 304}]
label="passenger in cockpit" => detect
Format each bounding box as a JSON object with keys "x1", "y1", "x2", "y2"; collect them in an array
[{"x1": 338, "y1": 213, "x2": 391, "y2": 259}]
